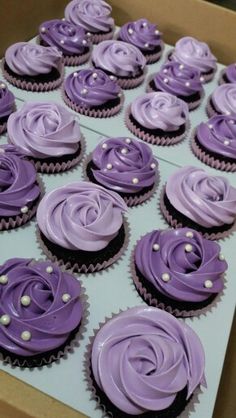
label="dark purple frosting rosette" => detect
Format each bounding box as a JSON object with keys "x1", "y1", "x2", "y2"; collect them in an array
[{"x1": 220, "y1": 63, "x2": 236, "y2": 84}]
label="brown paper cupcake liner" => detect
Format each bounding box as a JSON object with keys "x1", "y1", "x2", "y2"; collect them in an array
[
  {"x1": 0, "y1": 122, "x2": 7, "y2": 135},
  {"x1": 89, "y1": 29, "x2": 115, "y2": 44},
  {"x1": 206, "y1": 99, "x2": 218, "y2": 118},
  {"x1": 63, "y1": 50, "x2": 91, "y2": 66}
]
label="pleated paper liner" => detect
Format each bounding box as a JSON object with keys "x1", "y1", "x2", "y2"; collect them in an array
[
  {"x1": 88, "y1": 28, "x2": 114, "y2": 45},
  {"x1": 62, "y1": 50, "x2": 91, "y2": 66},
  {"x1": 206, "y1": 98, "x2": 220, "y2": 118},
  {"x1": 0, "y1": 122, "x2": 7, "y2": 135}
]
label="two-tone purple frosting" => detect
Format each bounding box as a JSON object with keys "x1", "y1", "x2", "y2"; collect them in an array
[
  {"x1": 166, "y1": 166, "x2": 236, "y2": 228},
  {"x1": 118, "y1": 18, "x2": 163, "y2": 52},
  {"x1": 90, "y1": 137, "x2": 158, "y2": 193},
  {"x1": 91, "y1": 306, "x2": 206, "y2": 414},
  {"x1": 135, "y1": 228, "x2": 226, "y2": 302},
  {"x1": 7, "y1": 102, "x2": 81, "y2": 159},
  {"x1": 0, "y1": 258, "x2": 82, "y2": 356},
  {"x1": 0, "y1": 82, "x2": 15, "y2": 121},
  {"x1": 211, "y1": 84, "x2": 236, "y2": 116},
  {"x1": 222, "y1": 63, "x2": 236, "y2": 84}
]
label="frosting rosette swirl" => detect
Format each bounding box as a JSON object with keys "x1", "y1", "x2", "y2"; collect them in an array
[
  {"x1": 64, "y1": 69, "x2": 121, "y2": 107},
  {"x1": 196, "y1": 115, "x2": 236, "y2": 160},
  {"x1": 131, "y1": 92, "x2": 189, "y2": 131},
  {"x1": 171, "y1": 37, "x2": 217, "y2": 75},
  {"x1": 166, "y1": 166, "x2": 236, "y2": 228},
  {"x1": 90, "y1": 137, "x2": 158, "y2": 193},
  {"x1": 135, "y1": 228, "x2": 226, "y2": 302},
  {"x1": 223, "y1": 63, "x2": 236, "y2": 83},
  {"x1": 211, "y1": 84, "x2": 236, "y2": 116},
  {"x1": 91, "y1": 306, "x2": 206, "y2": 414},
  {"x1": 7, "y1": 102, "x2": 81, "y2": 158},
  {"x1": 0, "y1": 82, "x2": 15, "y2": 119},
  {"x1": 5, "y1": 42, "x2": 62, "y2": 76},
  {"x1": 0, "y1": 258, "x2": 82, "y2": 357},
  {"x1": 92, "y1": 40, "x2": 146, "y2": 77},
  {"x1": 39, "y1": 19, "x2": 90, "y2": 55},
  {"x1": 118, "y1": 19, "x2": 162, "y2": 52},
  {"x1": 37, "y1": 181, "x2": 127, "y2": 251},
  {"x1": 65, "y1": 0, "x2": 114, "y2": 33}
]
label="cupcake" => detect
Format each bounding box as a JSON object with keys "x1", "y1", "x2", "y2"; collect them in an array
[
  {"x1": 132, "y1": 228, "x2": 227, "y2": 316},
  {"x1": 37, "y1": 182, "x2": 128, "y2": 273},
  {"x1": 39, "y1": 19, "x2": 91, "y2": 66},
  {"x1": 65, "y1": 0, "x2": 114, "y2": 44},
  {"x1": 0, "y1": 144, "x2": 41, "y2": 231},
  {"x1": 0, "y1": 81, "x2": 15, "y2": 135},
  {"x1": 3, "y1": 42, "x2": 63, "y2": 92},
  {"x1": 63, "y1": 68, "x2": 123, "y2": 117},
  {"x1": 207, "y1": 84, "x2": 236, "y2": 118},
  {"x1": 87, "y1": 306, "x2": 206, "y2": 418},
  {"x1": 117, "y1": 18, "x2": 163, "y2": 64},
  {"x1": 160, "y1": 165, "x2": 236, "y2": 240},
  {"x1": 148, "y1": 61, "x2": 204, "y2": 110},
  {"x1": 192, "y1": 115, "x2": 236, "y2": 172},
  {"x1": 85, "y1": 137, "x2": 159, "y2": 206},
  {"x1": 170, "y1": 36, "x2": 217, "y2": 82},
  {"x1": 0, "y1": 258, "x2": 83, "y2": 367},
  {"x1": 92, "y1": 40, "x2": 147, "y2": 89},
  {"x1": 126, "y1": 92, "x2": 190, "y2": 145},
  {"x1": 219, "y1": 63, "x2": 236, "y2": 85},
  {"x1": 7, "y1": 102, "x2": 83, "y2": 174}
]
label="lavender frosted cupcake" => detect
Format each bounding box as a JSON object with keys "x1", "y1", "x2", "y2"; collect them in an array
[
  {"x1": 85, "y1": 137, "x2": 159, "y2": 206},
  {"x1": 92, "y1": 40, "x2": 147, "y2": 89},
  {"x1": 148, "y1": 62, "x2": 204, "y2": 110},
  {"x1": 65, "y1": 0, "x2": 114, "y2": 44},
  {"x1": 39, "y1": 19, "x2": 91, "y2": 66},
  {"x1": 132, "y1": 228, "x2": 227, "y2": 317},
  {"x1": 63, "y1": 68, "x2": 123, "y2": 117},
  {"x1": 160, "y1": 165, "x2": 236, "y2": 240},
  {"x1": 192, "y1": 115, "x2": 236, "y2": 172},
  {"x1": 126, "y1": 92, "x2": 190, "y2": 145},
  {"x1": 3, "y1": 42, "x2": 63, "y2": 92},
  {"x1": 170, "y1": 36, "x2": 217, "y2": 82},
  {"x1": 0, "y1": 258, "x2": 83, "y2": 367},
  {"x1": 207, "y1": 84, "x2": 236, "y2": 118},
  {"x1": 117, "y1": 18, "x2": 163, "y2": 64},
  {"x1": 219, "y1": 63, "x2": 236, "y2": 85},
  {"x1": 0, "y1": 81, "x2": 15, "y2": 134}
]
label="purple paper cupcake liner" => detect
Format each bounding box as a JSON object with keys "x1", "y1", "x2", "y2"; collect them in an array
[
  {"x1": 89, "y1": 28, "x2": 114, "y2": 44},
  {"x1": 206, "y1": 98, "x2": 219, "y2": 118},
  {"x1": 144, "y1": 46, "x2": 163, "y2": 65},
  {"x1": 116, "y1": 72, "x2": 146, "y2": 90},
  {"x1": 218, "y1": 69, "x2": 226, "y2": 85},
  {"x1": 0, "y1": 122, "x2": 7, "y2": 135},
  {"x1": 63, "y1": 50, "x2": 91, "y2": 66}
]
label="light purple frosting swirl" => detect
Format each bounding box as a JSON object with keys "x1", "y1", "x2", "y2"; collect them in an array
[
  {"x1": 118, "y1": 19, "x2": 162, "y2": 52},
  {"x1": 152, "y1": 62, "x2": 203, "y2": 97},
  {"x1": 39, "y1": 19, "x2": 90, "y2": 55},
  {"x1": 135, "y1": 228, "x2": 226, "y2": 302},
  {"x1": 211, "y1": 84, "x2": 236, "y2": 116},
  {"x1": 92, "y1": 40, "x2": 146, "y2": 77},
  {"x1": 37, "y1": 181, "x2": 127, "y2": 251},
  {"x1": 223, "y1": 63, "x2": 236, "y2": 83},
  {"x1": 0, "y1": 82, "x2": 15, "y2": 119},
  {"x1": 171, "y1": 36, "x2": 217, "y2": 74},
  {"x1": 91, "y1": 137, "x2": 158, "y2": 193},
  {"x1": 64, "y1": 68, "x2": 121, "y2": 107},
  {"x1": 65, "y1": 0, "x2": 114, "y2": 33},
  {"x1": 131, "y1": 92, "x2": 189, "y2": 131},
  {"x1": 166, "y1": 166, "x2": 236, "y2": 228},
  {"x1": 91, "y1": 306, "x2": 206, "y2": 414},
  {"x1": 196, "y1": 115, "x2": 236, "y2": 160},
  {"x1": 7, "y1": 102, "x2": 81, "y2": 159},
  {"x1": 5, "y1": 42, "x2": 62, "y2": 76},
  {"x1": 0, "y1": 258, "x2": 82, "y2": 356}
]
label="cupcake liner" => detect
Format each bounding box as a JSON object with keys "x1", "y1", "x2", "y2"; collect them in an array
[
  {"x1": 206, "y1": 99, "x2": 218, "y2": 118},
  {"x1": 63, "y1": 50, "x2": 91, "y2": 66},
  {"x1": 144, "y1": 47, "x2": 163, "y2": 65},
  {"x1": 0, "y1": 122, "x2": 7, "y2": 135},
  {"x1": 116, "y1": 72, "x2": 146, "y2": 90},
  {"x1": 89, "y1": 29, "x2": 115, "y2": 45},
  {"x1": 218, "y1": 69, "x2": 226, "y2": 85},
  {"x1": 36, "y1": 216, "x2": 130, "y2": 273}
]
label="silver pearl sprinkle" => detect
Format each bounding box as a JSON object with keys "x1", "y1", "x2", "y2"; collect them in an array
[
  {"x1": 81, "y1": 88, "x2": 88, "y2": 95},
  {"x1": 163, "y1": 69, "x2": 168, "y2": 74},
  {"x1": 128, "y1": 28, "x2": 134, "y2": 35},
  {"x1": 185, "y1": 81, "x2": 190, "y2": 87},
  {"x1": 204, "y1": 280, "x2": 213, "y2": 289},
  {"x1": 162, "y1": 273, "x2": 170, "y2": 282},
  {"x1": 164, "y1": 78, "x2": 169, "y2": 84},
  {"x1": 0, "y1": 275, "x2": 8, "y2": 285},
  {"x1": 179, "y1": 64, "x2": 184, "y2": 70},
  {"x1": 125, "y1": 138, "x2": 131, "y2": 144},
  {"x1": 102, "y1": 143, "x2": 108, "y2": 149},
  {"x1": 150, "y1": 163, "x2": 156, "y2": 169},
  {"x1": 144, "y1": 43, "x2": 149, "y2": 48},
  {"x1": 21, "y1": 331, "x2": 32, "y2": 341},
  {"x1": 0, "y1": 314, "x2": 11, "y2": 326},
  {"x1": 121, "y1": 147, "x2": 128, "y2": 155},
  {"x1": 0, "y1": 83, "x2": 6, "y2": 89},
  {"x1": 110, "y1": 75, "x2": 115, "y2": 81},
  {"x1": 200, "y1": 76, "x2": 205, "y2": 83},
  {"x1": 20, "y1": 295, "x2": 31, "y2": 307},
  {"x1": 106, "y1": 163, "x2": 113, "y2": 170},
  {"x1": 82, "y1": 39, "x2": 87, "y2": 45},
  {"x1": 155, "y1": 29, "x2": 159, "y2": 35},
  {"x1": 208, "y1": 124, "x2": 213, "y2": 129},
  {"x1": 224, "y1": 140, "x2": 230, "y2": 146},
  {"x1": 87, "y1": 32, "x2": 91, "y2": 37},
  {"x1": 60, "y1": 39, "x2": 65, "y2": 45},
  {"x1": 62, "y1": 293, "x2": 71, "y2": 303},
  {"x1": 46, "y1": 266, "x2": 53, "y2": 274},
  {"x1": 185, "y1": 231, "x2": 194, "y2": 238},
  {"x1": 73, "y1": 72, "x2": 78, "y2": 77},
  {"x1": 153, "y1": 243, "x2": 160, "y2": 251},
  {"x1": 132, "y1": 177, "x2": 139, "y2": 184},
  {"x1": 40, "y1": 27, "x2": 46, "y2": 33},
  {"x1": 92, "y1": 72, "x2": 98, "y2": 79},
  {"x1": 218, "y1": 253, "x2": 225, "y2": 261},
  {"x1": 185, "y1": 244, "x2": 193, "y2": 253},
  {"x1": 20, "y1": 206, "x2": 28, "y2": 214},
  {"x1": 142, "y1": 22, "x2": 147, "y2": 27}
]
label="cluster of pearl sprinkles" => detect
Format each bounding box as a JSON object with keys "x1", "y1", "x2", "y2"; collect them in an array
[
  {"x1": 151, "y1": 230, "x2": 225, "y2": 287},
  {"x1": 0, "y1": 265, "x2": 71, "y2": 341},
  {"x1": 127, "y1": 21, "x2": 160, "y2": 47},
  {"x1": 40, "y1": 26, "x2": 88, "y2": 45},
  {"x1": 162, "y1": 63, "x2": 204, "y2": 85},
  {"x1": 208, "y1": 121, "x2": 235, "y2": 145},
  {"x1": 72, "y1": 71, "x2": 122, "y2": 98}
]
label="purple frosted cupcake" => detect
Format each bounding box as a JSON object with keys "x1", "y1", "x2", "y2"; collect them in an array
[
  {"x1": 160, "y1": 165, "x2": 236, "y2": 240},
  {"x1": 117, "y1": 18, "x2": 163, "y2": 64},
  {"x1": 192, "y1": 115, "x2": 236, "y2": 172},
  {"x1": 87, "y1": 306, "x2": 206, "y2": 418},
  {"x1": 0, "y1": 144, "x2": 41, "y2": 231},
  {"x1": 37, "y1": 182, "x2": 128, "y2": 273},
  {"x1": 65, "y1": 0, "x2": 114, "y2": 44},
  {"x1": 3, "y1": 42, "x2": 63, "y2": 92},
  {"x1": 85, "y1": 137, "x2": 159, "y2": 206},
  {"x1": 92, "y1": 40, "x2": 147, "y2": 89},
  {"x1": 207, "y1": 84, "x2": 236, "y2": 118},
  {"x1": 126, "y1": 92, "x2": 190, "y2": 145},
  {"x1": 148, "y1": 62, "x2": 204, "y2": 110},
  {"x1": 170, "y1": 36, "x2": 217, "y2": 82},
  {"x1": 219, "y1": 63, "x2": 236, "y2": 85},
  {"x1": 63, "y1": 68, "x2": 123, "y2": 117},
  {"x1": 0, "y1": 258, "x2": 83, "y2": 367},
  {"x1": 133, "y1": 228, "x2": 227, "y2": 317},
  {"x1": 0, "y1": 82, "x2": 15, "y2": 134},
  {"x1": 7, "y1": 102, "x2": 83, "y2": 174},
  {"x1": 39, "y1": 19, "x2": 91, "y2": 66}
]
